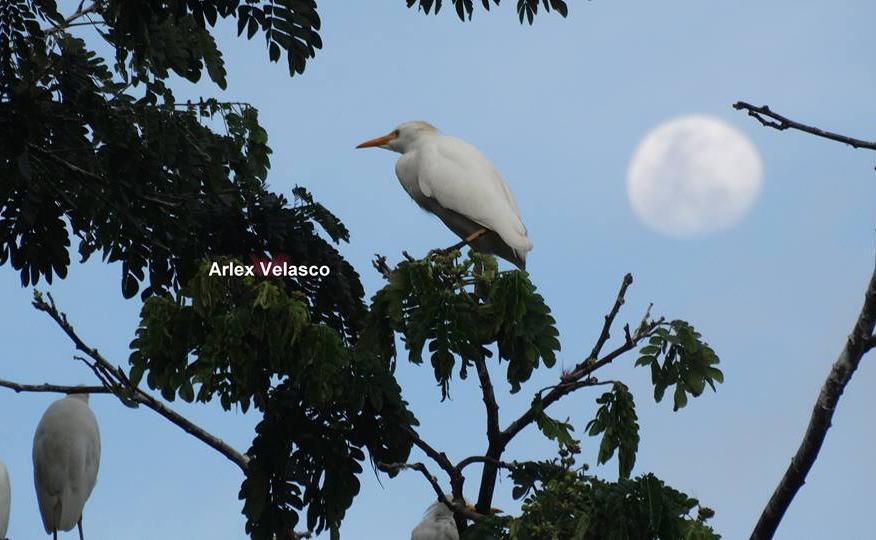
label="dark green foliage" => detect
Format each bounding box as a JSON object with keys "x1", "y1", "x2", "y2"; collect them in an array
[
  {"x1": 636, "y1": 321, "x2": 724, "y2": 411},
  {"x1": 2, "y1": 2, "x2": 726, "y2": 539},
  {"x1": 363, "y1": 252, "x2": 560, "y2": 399},
  {"x1": 586, "y1": 382, "x2": 639, "y2": 479},
  {"x1": 467, "y1": 446, "x2": 719, "y2": 540},
  {"x1": 132, "y1": 261, "x2": 416, "y2": 537},
  {"x1": 507, "y1": 470, "x2": 719, "y2": 540},
  {"x1": 406, "y1": 0, "x2": 568, "y2": 23}
]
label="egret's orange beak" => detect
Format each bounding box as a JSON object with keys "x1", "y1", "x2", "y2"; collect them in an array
[
  {"x1": 356, "y1": 131, "x2": 397, "y2": 149},
  {"x1": 465, "y1": 504, "x2": 503, "y2": 515}
]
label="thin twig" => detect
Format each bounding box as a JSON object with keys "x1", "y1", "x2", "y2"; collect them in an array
[
  {"x1": 502, "y1": 274, "x2": 659, "y2": 443},
  {"x1": 29, "y1": 292, "x2": 250, "y2": 472},
  {"x1": 0, "y1": 380, "x2": 107, "y2": 395},
  {"x1": 46, "y1": 2, "x2": 99, "y2": 35},
  {"x1": 733, "y1": 102, "x2": 876, "y2": 151},
  {"x1": 456, "y1": 455, "x2": 516, "y2": 473},
  {"x1": 402, "y1": 425, "x2": 464, "y2": 496},
  {"x1": 372, "y1": 254, "x2": 392, "y2": 279}
]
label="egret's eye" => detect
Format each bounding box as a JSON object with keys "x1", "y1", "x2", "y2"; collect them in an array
[{"x1": 393, "y1": 129, "x2": 400, "y2": 137}]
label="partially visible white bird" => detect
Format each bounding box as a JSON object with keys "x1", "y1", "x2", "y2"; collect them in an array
[
  {"x1": 411, "y1": 496, "x2": 501, "y2": 540},
  {"x1": 357, "y1": 121, "x2": 533, "y2": 269},
  {"x1": 411, "y1": 498, "x2": 461, "y2": 540},
  {"x1": 33, "y1": 394, "x2": 101, "y2": 540},
  {"x1": 0, "y1": 460, "x2": 10, "y2": 540}
]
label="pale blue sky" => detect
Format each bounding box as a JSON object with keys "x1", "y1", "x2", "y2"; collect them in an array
[{"x1": 2, "y1": 1, "x2": 876, "y2": 538}]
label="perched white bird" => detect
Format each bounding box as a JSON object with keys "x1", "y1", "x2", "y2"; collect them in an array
[
  {"x1": 33, "y1": 394, "x2": 101, "y2": 540},
  {"x1": 0, "y1": 460, "x2": 10, "y2": 540},
  {"x1": 357, "y1": 121, "x2": 533, "y2": 269},
  {"x1": 411, "y1": 498, "x2": 461, "y2": 540},
  {"x1": 411, "y1": 496, "x2": 500, "y2": 540}
]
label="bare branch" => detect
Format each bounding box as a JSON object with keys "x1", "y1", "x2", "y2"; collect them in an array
[
  {"x1": 733, "y1": 102, "x2": 876, "y2": 151},
  {"x1": 588, "y1": 273, "x2": 634, "y2": 360},
  {"x1": 501, "y1": 274, "x2": 660, "y2": 444},
  {"x1": 28, "y1": 292, "x2": 250, "y2": 472},
  {"x1": 0, "y1": 380, "x2": 107, "y2": 395},
  {"x1": 45, "y1": 2, "x2": 100, "y2": 35},
  {"x1": 376, "y1": 462, "x2": 482, "y2": 521},
  {"x1": 751, "y1": 253, "x2": 876, "y2": 539},
  {"x1": 456, "y1": 455, "x2": 516, "y2": 473},
  {"x1": 372, "y1": 254, "x2": 392, "y2": 279},
  {"x1": 401, "y1": 425, "x2": 467, "y2": 501}
]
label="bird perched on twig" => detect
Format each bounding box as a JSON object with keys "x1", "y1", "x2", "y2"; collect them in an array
[
  {"x1": 33, "y1": 394, "x2": 101, "y2": 540},
  {"x1": 357, "y1": 121, "x2": 533, "y2": 269}
]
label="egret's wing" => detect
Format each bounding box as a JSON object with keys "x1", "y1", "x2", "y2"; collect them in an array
[
  {"x1": 33, "y1": 398, "x2": 101, "y2": 534},
  {"x1": 33, "y1": 410, "x2": 67, "y2": 533},
  {"x1": 417, "y1": 136, "x2": 530, "y2": 251}
]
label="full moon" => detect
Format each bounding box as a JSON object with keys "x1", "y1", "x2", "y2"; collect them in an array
[{"x1": 626, "y1": 115, "x2": 763, "y2": 237}]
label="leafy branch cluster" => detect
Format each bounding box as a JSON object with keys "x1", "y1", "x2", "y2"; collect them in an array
[{"x1": 362, "y1": 252, "x2": 723, "y2": 537}]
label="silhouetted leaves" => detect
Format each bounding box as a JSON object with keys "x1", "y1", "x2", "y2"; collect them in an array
[
  {"x1": 636, "y1": 320, "x2": 724, "y2": 411},
  {"x1": 586, "y1": 382, "x2": 639, "y2": 479},
  {"x1": 406, "y1": 0, "x2": 568, "y2": 23}
]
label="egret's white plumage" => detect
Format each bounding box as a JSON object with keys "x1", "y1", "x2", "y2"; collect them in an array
[
  {"x1": 0, "y1": 460, "x2": 10, "y2": 539},
  {"x1": 357, "y1": 121, "x2": 533, "y2": 268},
  {"x1": 411, "y1": 498, "x2": 459, "y2": 540},
  {"x1": 33, "y1": 394, "x2": 101, "y2": 539}
]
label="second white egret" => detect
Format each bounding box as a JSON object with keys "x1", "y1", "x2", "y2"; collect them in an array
[
  {"x1": 33, "y1": 394, "x2": 101, "y2": 540},
  {"x1": 0, "y1": 460, "x2": 10, "y2": 540},
  {"x1": 411, "y1": 498, "x2": 460, "y2": 540},
  {"x1": 357, "y1": 122, "x2": 533, "y2": 269}
]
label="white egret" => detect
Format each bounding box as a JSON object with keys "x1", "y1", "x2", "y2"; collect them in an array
[
  {"x1": 357, "y1": 122, "x2": 533, "y2": 269},
  {"x1": 33, "y1": 394, "x2": 101, "y2": 540},
  {"x1": 411, "y1": 496, "x2": 501, "y2": 540},
  {"x1": 0, "y1": 460, "x2": 10, "y2": 540},
  {"x1": 412, "y1": 498, "x2": 462, "y2": 540}
]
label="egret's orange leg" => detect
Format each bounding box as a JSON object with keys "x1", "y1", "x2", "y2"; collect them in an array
[
  {"x1": 428, "y1": 228, "x2": 489, "y2": 259},
  {"x1": 446, "y1": 228, "x2": 489, "y2": 251}
]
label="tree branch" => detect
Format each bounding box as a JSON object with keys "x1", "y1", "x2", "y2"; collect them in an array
[
  {"x1": 751, "y1": 251, "x2": 876, "y2": 538},
  {"x1": 376, "y1": 462, "x2": 481, "y2": 521},
  {"x1": 456, "y1": 455, "x2": 516, "y2": 473},
  {"x1": 28, "y1": 292, "x2": 250, "y2": 473},
  {"x1": 501, "y1": 275, "x2": 660, "y2": 444},
  {"x1": 0, "y1": 380, "x2": 107, "y2": 395},
  {"x1": 733, "y1": 102, "x2": 876, "y2": 151},
  {"x1": 473, "y1": 355, "x2": 502, "y2": 514},
  {"x1": 46, "y1": 2, "x2": 100, "y2": 35}
]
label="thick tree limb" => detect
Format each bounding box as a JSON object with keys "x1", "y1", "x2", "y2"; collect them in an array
[
  {"x1": 473, "y1": 355, "x2": 502, "y2": 514},
  {"x1": 750, "y1": 254, "x2": 876, "y2": 538},
  {"x1": 27, "y1": 292, "x2": 251, "y2": 473},
  {"x1": 735, "y1": 102, "x2": 876, "y2": 538},
  {"x1": 733, "y1": 102, "x2": 876, "y2": 151}
]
